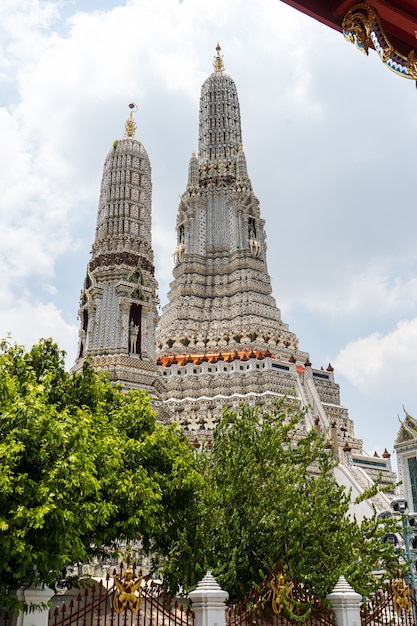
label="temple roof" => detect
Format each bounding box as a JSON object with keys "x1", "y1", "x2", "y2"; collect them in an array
[
  {"x1": 395, "y1": 407, "x2": 417, "y2": 445},
  {"x1": 280, "y1": 0, "x2": 417, "y2": 59}
]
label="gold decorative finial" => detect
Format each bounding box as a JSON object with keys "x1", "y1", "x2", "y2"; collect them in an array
[
  {"x1": 124, "y1": 103, "x2": 137, "y2": 138},
  {"x1": 213, "y1": 43, "x2": 225, "y2": 73}
]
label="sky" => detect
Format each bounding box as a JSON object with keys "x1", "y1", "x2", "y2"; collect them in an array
[{"x1": 1, "y1": 0, "x2": 417, "y2": 465}]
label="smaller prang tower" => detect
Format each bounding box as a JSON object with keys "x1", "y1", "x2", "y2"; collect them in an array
[{"x1": 72, "y1": 105, "x2": 163, "y2": 398}]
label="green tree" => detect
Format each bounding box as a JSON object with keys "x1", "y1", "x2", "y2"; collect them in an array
[
  {"x1": 196, "y1": 400, "x2": 405, "y2": 600},
  {"x1": 0, "y1": 338, "x2": 201, "y2": 607},
  {"x1": 0, "y1": 339, "x2": 405, "y2": 607}
]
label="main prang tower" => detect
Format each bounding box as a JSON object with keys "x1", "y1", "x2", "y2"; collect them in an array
[{"x1": 156, "y1": 46, "x2": 358, "y2": 450}]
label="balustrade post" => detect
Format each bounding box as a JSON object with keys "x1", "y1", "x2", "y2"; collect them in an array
[
  {"x1": 326, "y1": 576, "x2": 362, "y2": 626},
  {"x1": 189, "y1": 572, "x2": 228, "y2": 626},
  {"x1": 8, "y1": 586, "x2": 54, "y2": 626}
]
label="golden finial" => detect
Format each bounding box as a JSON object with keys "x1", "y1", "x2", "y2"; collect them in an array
[
  {"x1": 124, "y1": 103, "x2": 137, "y2": 138},
  {"x1": 213, "y1": 43, "x2": 225, "y2": 73}
]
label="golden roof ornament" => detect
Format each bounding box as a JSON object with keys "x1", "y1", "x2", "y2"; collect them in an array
[
  {"x1": 124, "y1": 103, "x2": 138, "y2": 138},
  {"x1": 213, "y1": 43, "x2": 225, "y2": 73}
]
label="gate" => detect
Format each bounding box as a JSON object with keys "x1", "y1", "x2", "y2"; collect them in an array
[
  {"x1": 226, "y1": 570, "x2": 335, "y2": 626},
  {"x1": 49, "y1": 564, "x2": 194, "y2": 626},
  {"x1": 361, "y1": 577, "x2": 417, "y2": 626}
]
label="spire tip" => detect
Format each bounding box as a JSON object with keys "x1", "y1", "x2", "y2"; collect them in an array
[
  {"x1": 124, "y1": 103, "x2": 138, "y2": 138},
  {"x1": 213, "y1": 43, "x2": 225, "y2": 73}
]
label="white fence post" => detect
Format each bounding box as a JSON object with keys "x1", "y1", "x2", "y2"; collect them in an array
[
  {"x1": 188, "y1": 572, "x2": 229, "y2": 626},
  {"x1": 9, "y1": 586, "x2": 54, "y2": 626},
  {"x1": 326, "y1": 576, "x2": 362, "y2": 626}
]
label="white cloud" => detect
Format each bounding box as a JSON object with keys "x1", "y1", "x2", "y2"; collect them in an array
[
  {"x1": 0, "y1": 297, "x2": 78, "y2": 365},
  {"x1": 280, "y1": 264, "x2": 417, "y2": 320},
  {"x1": 334, "y1": 317, "x2": 417, "y2": 397}
]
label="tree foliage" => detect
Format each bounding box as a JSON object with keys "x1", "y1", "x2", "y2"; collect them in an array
[
  {"x1": 192, "y1": 400, "x2": 405, "y2": 600},
  {"x1": 0, "y1": 338, "x2": 201, "y2": 606},
  {"x1": 0, "y1": 339, "x2": 406, "y2": 606}
]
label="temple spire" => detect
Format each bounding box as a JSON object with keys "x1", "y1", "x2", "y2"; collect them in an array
[
  {"x1": 199, "y1": 49, "x2": 242, "y2": 163},
  {"x1": 213, "y1": 43, "x2": 225, "y2": 73},
  {"x1": 124, "y1": 103, "x2": 137, "y2": 138},
  {"x1": 187, "y1": 151, "x2": 198, "y2": 187},
  {"x1": 72, "y1": 105, "x2": 162, "y2": 399},
  {"x1": 157, "y1": 50, "x2": 301, "y2": 435},
  {"x1": 236, "y1": 144, "x2": 249, "y2": 181}
]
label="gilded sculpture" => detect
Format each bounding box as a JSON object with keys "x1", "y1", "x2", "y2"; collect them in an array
[
  {"x1": 113, "y1": 567, "x2": 143, "y2": 613},
  {"x1": 392, "y1": 578, "x2": 412, "y2": 614}
]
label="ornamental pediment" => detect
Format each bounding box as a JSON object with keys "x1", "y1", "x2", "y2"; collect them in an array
[
  {"x1": 395, "y1": 413, "x2": 417, "y2": 445},
  {"x1": 396, "y1": 426, "x2": 416, "y2": 444}
]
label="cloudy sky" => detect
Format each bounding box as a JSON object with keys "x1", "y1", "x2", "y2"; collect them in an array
[{"x1": 1, "y1": 0, "x2": 416, "y2": 463}]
